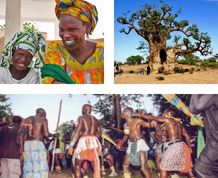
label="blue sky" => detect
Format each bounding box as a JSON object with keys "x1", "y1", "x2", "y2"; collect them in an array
[
  {"x1": 115, "y1": 0, "x2": 218, "y2": 63},
  {"x1": 7, "y1": 94, "x2": 158, "y2": 132}
]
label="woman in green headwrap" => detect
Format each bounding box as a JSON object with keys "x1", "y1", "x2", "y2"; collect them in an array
[
  {"x1": 0, "y1": 31, "x2": 45, "y2": 84},
  {"x1": 42, "y1": 0, "x2": 104, "y2": 84}
]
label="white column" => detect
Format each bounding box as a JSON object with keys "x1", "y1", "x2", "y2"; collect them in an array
[
  {"x1": 4, "y1": 0, "x2": 21, "y2": 44},
  {"x1": 54, "y1": 17, "x2": 60, "y2": 40}
]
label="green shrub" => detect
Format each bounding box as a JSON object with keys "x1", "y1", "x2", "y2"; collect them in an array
[
  {"x1": 156, "y1": 76, "x2": 165, "y2": 80},
  {"x1": 177, "y1": 58, "x2": 196, "y2": 65},
  {"x1": 201, "y1": 61, "x2": 218, "y2": 68},
  {"x1": 174, "y1": 67, "x2": 185, "y2": 73}
]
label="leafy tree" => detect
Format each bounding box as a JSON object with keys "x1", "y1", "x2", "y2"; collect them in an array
[
  {"x1": 126, "y1": 55, "x2": 144, "y2": 65},
  {"x1": 117, "y1": 0, "x2": 212, "y2": 73},
  {"x1": 0, "y1": 94, "x2": 12, "y2": 118},
  {"x1": 213, "y1": 53, "x2": 218, "y2": 59},
  {"x1": 93, "y1": 94, "x2": 144, "y2": 129},
  {"x1": 60, "y1": 120, "x2": 75, "y2": 142}
]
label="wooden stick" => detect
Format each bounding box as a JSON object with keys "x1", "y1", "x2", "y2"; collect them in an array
[{"x1": 51, "y1": 99, "x2": 63, "y2": 172}]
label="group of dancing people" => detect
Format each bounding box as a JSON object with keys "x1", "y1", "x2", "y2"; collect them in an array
[{"x1": 1, "y1": 95, "x2": 218, "y2": 178}]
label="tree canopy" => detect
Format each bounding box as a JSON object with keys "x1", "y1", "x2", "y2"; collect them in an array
[
  {"x1": 0, "y1": 94, "x2": 12, "y2": 118},
  {"x1": 117, "y1": 0, "x2": 212, "y2": 73},
  {"x1": 126, "y1": 55, "x2": 144, "y2": 65}
]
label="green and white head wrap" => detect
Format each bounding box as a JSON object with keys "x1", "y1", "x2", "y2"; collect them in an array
[{"x1": 0, "y1": 31, "x2": 45, "y2": 68}]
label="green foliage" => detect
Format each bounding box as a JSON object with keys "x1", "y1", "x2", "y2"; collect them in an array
[
  {"x1": 0, "y1": 95, "x2": 12, "y2": 118},
  {"x1": 177, "y1": 59, "x2": 196, "y2": 65},
  {"x1": 23, "y1": 22, "x2": 38, "y2": 32},
  {"x1": 93, "y1": 94, "x2": 144, "y2": 129},
  {"x1": 0, "y1": 24, "x2": 5, "y2": 31},
  {"x1": 126, "y1": 55, "x2": 144, "y2": 65},
  {"x1": 0, "y1": 22, "x2": 38, "y2": 32},
  {"x1": 174, "y1": 66, "x2": 186, "y2": 73},
  {"x1": 117, "y1": 0, "x2": 212, "y2": 60},
  {"x1": 200, "y1": 60, "x2": 218, "y2": 68},
  {"x1": 214, "y1": 53, "x2": 218, "y2": 59},
  {"x1": 177, "y1": 53, "x2": 197, "y2": 65},
  {"x1": 60, "y1": 120, "x2": 75, "y2": 142}
]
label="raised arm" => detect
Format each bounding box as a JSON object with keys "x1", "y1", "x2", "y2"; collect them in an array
[
  {"x1": 140, "y1": 114, "x2": 167, "y2": 124},
  {"x1": 189, "y1": 94, "x2": 215, "y2": 113}
]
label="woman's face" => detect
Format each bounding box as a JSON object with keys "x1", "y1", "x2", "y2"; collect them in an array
[
  {"x1": 59, "y1": 15, "x2": 89, "y2": 49},
  {"x1": 12, "y1": 49, "x2": 33, "y2": 71}
]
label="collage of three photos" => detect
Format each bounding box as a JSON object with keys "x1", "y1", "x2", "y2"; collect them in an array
[{"x1": 0, "y1": 0, "x2": 218, "y2": 178}]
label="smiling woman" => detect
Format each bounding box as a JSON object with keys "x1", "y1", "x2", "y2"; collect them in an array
[
  {"x1": 0, "y1": 31, "x2": 45, "y2": 84},
  {"x1": 42, "y1": 0, "x2": 104, "y2": 84}
]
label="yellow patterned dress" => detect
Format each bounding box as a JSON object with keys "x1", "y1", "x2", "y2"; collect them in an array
[{"x1": 43, "y1": 40, "x2": 104, "y2": 84}]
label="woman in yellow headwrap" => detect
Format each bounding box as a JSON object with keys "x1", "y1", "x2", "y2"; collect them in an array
[{"x1": 42, "y1": 0, "x2": 104, "y2": 84}]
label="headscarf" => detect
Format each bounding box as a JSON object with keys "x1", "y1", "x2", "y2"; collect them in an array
[
  {"x1": 0, "y1": 31, "x2": 45, "y2": 68},
  {"x1": 55, "y1": 0, "x2": 98, "y2": 34}
]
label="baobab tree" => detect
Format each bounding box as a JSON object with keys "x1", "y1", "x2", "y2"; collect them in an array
[{"x1": 117, "y1": 1, "x2": 212, "y2": 73}]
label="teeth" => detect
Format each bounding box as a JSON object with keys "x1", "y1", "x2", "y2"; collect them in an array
[
  {"x1": 18, "y1": 64, "x2": 25, "y2": 67},
  {"x1": 64, "y1": 40, "x2": 76, "y2": 45}
]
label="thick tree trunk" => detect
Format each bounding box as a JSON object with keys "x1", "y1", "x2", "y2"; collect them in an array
[
  {"x1": 113, "y1": 94, "x2": 122, "y2": 129},
  {"x1": 149, "y1": 41, "x2": 167, "y2": 73},
  {"x1": 165, "y1": 49, "x2": 177, "y2": 74},
  {"x1": 148, "y1": 40, "x2": 176, "y2": 74}
]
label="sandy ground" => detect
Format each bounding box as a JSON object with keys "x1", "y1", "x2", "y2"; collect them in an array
[
  {"x1": 48, "y1": 168, "x2": 187, "y2": 178},
  {"x1": 114, "y1": 64, "x2": 218, "y2": 84}
]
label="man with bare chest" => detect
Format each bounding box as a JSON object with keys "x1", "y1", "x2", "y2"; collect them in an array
[
  {"x1": 68, "y1": 104, "x2": 102, "y2": 178},
  {"x1": 121, "y1": 107, "x2": 153, "y2": 178},
  {"x1": 141, "y1": 109, "x2": 195, "y2": 178},
  {"x1": 22, "y1": 108, "x2": 51, "y2": 178},
  {"x1": 154, "y1": 122, "x2": 167, "y2": 171}
]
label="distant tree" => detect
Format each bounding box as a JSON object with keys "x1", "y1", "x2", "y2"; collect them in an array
[
  {"x1": 126, "y1": 55, "x2": 144, "y2": 65},
  {"x1": 0, "y1": 94, "x2": 12, "y2": 118},
  {"x1": 117, "y1": 0, "x2": 212, "y2": 73},
  {"x1": 214, "y1": 53, "x2": 218, "y2": 59},
  {"x1": 93, "y1": 94, "x2": 144, "y2": 129},
  {"x1": 60, "y1": 120, "x2": 75, "y2": 142}
]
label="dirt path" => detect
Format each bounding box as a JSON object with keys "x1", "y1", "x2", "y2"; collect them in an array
[{"x1": 115, "y1": 64, "x2": 218, "y2": 84}]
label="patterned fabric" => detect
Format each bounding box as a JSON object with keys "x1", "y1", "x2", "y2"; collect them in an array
[
  {"x1": 23, "y1": 140, "x2": 48, "y2": 178},
  {"x1": 126, "y1": 139, "x2": 150, "y2": 166},
  {"x1": 0, "y1": 31, "x2": 45, "y2": 68},
  {"x1": 160, "y1": 141, "x2": 192, "y2": 173},
  {"x1": 73, "y1": 135, "x2": 102, "y2": 161},
  {"x1": 43, "y1": 40, "x2": 104, "y2": 84},
  {"x1": 55, "y1": 0, "x2": 98, "y2": 34},
  {"x1": 162, "y1": 94, "x2": 203, "y2": 126}
]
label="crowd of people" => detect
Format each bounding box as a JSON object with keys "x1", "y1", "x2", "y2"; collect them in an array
[
  {"x1": 0, "y1": 0, "x2": 104, "y2": 84},
  {"x1": 0, "y1": 95, "x2": 218, "y2": 178}
]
